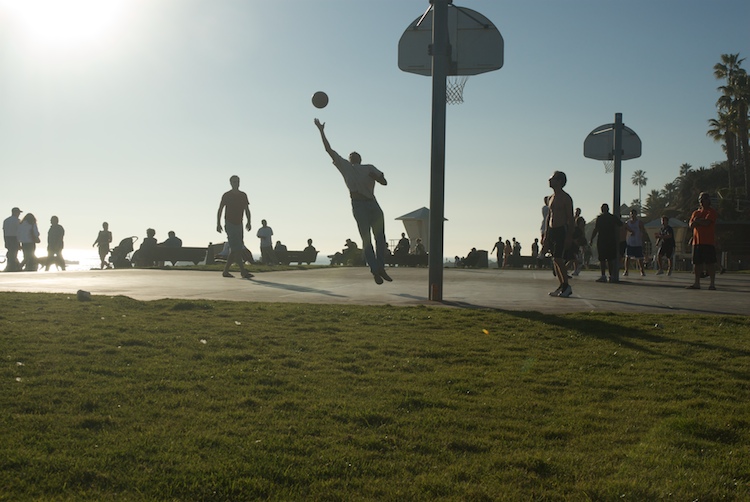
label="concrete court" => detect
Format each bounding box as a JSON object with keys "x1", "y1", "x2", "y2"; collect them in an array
[{"x1": 0, "y1": 267, "x2": 748, "y2": 315}]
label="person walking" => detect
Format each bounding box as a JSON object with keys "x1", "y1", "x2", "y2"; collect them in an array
[
  {"x1": 3, "y1": 207, "x2": 22, "y2": 272},
  {"x1": 687, "y1": 192, "x2": 718, "y2": 290},
  {"x1": 93, "y1": 222, "x2": 112, "y2": 269},
  {"x1": 17, "y1": 213, "x2": 40, "y2": 271},
  {"x1": 45, "y1": 216, "x2": 65, "y2": 271},
  {"x1": 216, "y1": 175, "x2": 253, "y2": 279},
  {"x1": 491, "y1": 236, "x2": 503, "y2": 268},
  {"x1": 315, "y1": 118, "x2": 391, "y2": 284},
  {"x1": 590, "y1": 203, "x2": 622, "y2": 283},
  {"x1": 542, "y1": 171, "x2": 575, "y2": 297}
]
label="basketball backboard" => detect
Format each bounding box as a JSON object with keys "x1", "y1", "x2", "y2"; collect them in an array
[
  {"x1": 398, "y1": 5, "x2": 503, "y2": 76},
  {"x1": 583, "y1": 123, "x2": 642, "y2": 161}
]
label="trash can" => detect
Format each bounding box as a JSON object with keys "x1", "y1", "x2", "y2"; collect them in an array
[{"x1": 477, "y1": 250, "x2": 489, "y2": 268}]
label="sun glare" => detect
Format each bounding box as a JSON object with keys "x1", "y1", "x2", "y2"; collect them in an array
[{"x1": 1, "y1": 0, "x2": 130, "y2": 55}]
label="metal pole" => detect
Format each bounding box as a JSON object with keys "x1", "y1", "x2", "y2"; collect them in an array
[
  {"x1": 428, "y1": 0, "x2": 449, "y2": 301},
  {"x1": 612, "y1": 112, "x2": 623, "y2": 282}
]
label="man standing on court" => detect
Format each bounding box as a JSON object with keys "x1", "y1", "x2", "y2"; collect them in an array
[
  {"x1": 3, "y1": 207, "x2": 22, "y2": 272},
  {"x1": 655, "y1": 215, "x2": 675, "y2": 276},
  {"x1": 216, "y1": 175, "x2": 253, "y2": 279},
  {"x1": 542, "y1": 171, "x2": 575, "y2": 297},
  {"x1": 590, "y1": 203, "x2": 622, "y2": 283},
  {"x1": 314, "y1": 118, "x2": 392, "y2": 284},
  {"x1": 624, "y1": 209, "x2": 647, "y2": 277},
  {"x1": 687, "y1": 192, "x2": 718, "y2": 290},
  {"x1": 256, "y1": 219, "x2": 275, "y2": 265}
]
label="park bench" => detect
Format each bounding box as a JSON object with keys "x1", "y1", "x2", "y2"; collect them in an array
[
  {"x1": 150, "y1": 246, "x2": 209, "y2": 266},
  {"x1": 385, "y1": 253, "x2": 428, "y2": 267},
  {"x1": 278, "y1": 249, "x2": 318, "y2": 265}
]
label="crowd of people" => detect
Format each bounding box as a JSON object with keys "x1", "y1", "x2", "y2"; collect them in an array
[{"x1": 3, "y1": 163, "x2": 720, "y2": 293}]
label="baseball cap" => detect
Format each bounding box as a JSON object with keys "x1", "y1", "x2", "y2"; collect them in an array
[{"x1": 12, "y1": 207, "x2": 21, "y2": 213}]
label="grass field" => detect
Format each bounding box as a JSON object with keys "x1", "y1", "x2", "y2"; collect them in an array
[{"x1": 1, "y1": 291, "x2": 749, "y2": 500}]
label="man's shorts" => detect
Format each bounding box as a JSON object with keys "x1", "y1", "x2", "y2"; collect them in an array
[
  {"x1": 225, "y1": 222, "x2": 244, "y2": 252},
  {"x1": 625, "y1": 245, "x2": 643, "y2": 259},
  {"x1": 547, "y1": 226, "x2": 571, "y2": 260},
  {"x1": 692, "y1": 244, "x2": 716, "y2": 265},
  {"x1": 658, "y1": 243, "x2": 674, "y2": 258}
]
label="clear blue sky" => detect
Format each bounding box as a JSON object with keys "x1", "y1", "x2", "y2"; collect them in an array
[{"x1": 1, "y1": 0, "x2": 747, "y2": 259}]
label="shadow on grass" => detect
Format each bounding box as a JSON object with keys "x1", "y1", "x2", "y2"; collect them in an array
[{"x1": 441, "y1": 300, "x2": 750, "y2": 382}]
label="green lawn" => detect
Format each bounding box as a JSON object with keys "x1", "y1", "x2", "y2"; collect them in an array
[{"x1": 1, "y1": 292, "x2": 749, "y2": 500}]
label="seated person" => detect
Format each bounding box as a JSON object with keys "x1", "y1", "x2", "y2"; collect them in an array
[
  {"x1": 394, "y1": 233, "x2": 410, "y2": 256},
  {"x1": 132, "y1": 228, "x2": 158, "y2": 267},
  {"x1": 413, "y1": 238, "x2": 426, "y2": 255},
  {"x1": 159, "y1": 231, "x2": 182, "y2": 248},
  {"x1": 330, "y1": 238, "x2": 361, "y2": 265},
  {"x1": 464, "y1": 247, "x2": 479, "y2": 268},
  {"x1": 274, "y1": 240, "x2": 288, "y2": 265},
  {"x1": 303, "y1": 238, "x2": 318, "y2": 263}
]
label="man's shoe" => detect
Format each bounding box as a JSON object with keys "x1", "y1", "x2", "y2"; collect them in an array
[
  {"x1": 667, "y1": 270, "x2": 672, "y2": 276},
  {"x1": 548, "y1": 285, "x2": 563, "y2": 296},
  {"x1": 241, "y1": 271, "x2": 254, "y2": 279},
  {"x1": 640, "y1": 271, "x2": 646, "y2": 277},
  {"x1": 623, "y1": 271, "x2": 629, "y2": 276},
  {"x1": 378, "y1": 269, "x2": 393, "y2": 282},
  {"x1": 596, "y1": 276, "x2": 607, "y2": 283},
  {"x1": 656, "y1": 270, "x2": 664, "y2": 275},
  {"x1": 373, "y1": 273, "x2": 384, "y2": 285},
  {"x1": 222, "y1": 272, "x2": 234, "y2": 278},
  {"x1": 685, "y1": 284, "x2": 700, "y2": 290},
  {"x1": 559, "y1": 284, "x2": 573, "y2": 298}
]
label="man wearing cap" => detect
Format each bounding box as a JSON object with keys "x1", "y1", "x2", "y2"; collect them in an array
[{"x1": 3, "y1": 207, "x2": 22, "y2": 272}]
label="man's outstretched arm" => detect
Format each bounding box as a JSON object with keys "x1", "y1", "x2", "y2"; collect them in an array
[{"x1": 314, "y1": 118, "x2": 335, "y2": 160}]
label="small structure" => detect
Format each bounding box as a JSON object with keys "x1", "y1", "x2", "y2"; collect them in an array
[{"x1": 395, "y1": 207, "x2": 448, "y2": 250}]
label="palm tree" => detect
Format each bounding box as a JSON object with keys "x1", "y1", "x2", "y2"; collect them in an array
[
  {"x1": 678, "y1": 163, "x2": 693, "y2": 178},
  {"x1": 713, "y1": 53, "x2": 749, "y2": 197},
  {"x1": 643, "y1": 189, "x2": 666, "y2": 220},
  {"x1": 631, "y1": 169, "x2": 647, "y2": 214}
]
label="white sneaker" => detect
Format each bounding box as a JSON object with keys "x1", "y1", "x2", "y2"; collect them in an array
[{"x1": 558, "y1": 284, "x2": 573, "y2": 298}]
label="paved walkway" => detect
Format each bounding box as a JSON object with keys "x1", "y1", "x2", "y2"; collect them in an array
[{"x1": 1, "y1": 267, "x2": 748, "y2": 315}]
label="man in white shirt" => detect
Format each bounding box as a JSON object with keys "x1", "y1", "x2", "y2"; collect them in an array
[
  {"x1": 315, "y1": 119, "x2": 392, "y2": 284},
  {"x1": 3, "y1": 207, "x2": 22, "y2": 272},
  {"x1": 256, "y1": 219, "x2": 275, "y2": 265}
]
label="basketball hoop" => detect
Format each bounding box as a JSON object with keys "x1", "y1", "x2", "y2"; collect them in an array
[
  {"x1": 603, "y1": 159, "x2": 614, "y2": 173},
  {"x1": 446, "y1": 75, "x2": 468, "y2": 105}
]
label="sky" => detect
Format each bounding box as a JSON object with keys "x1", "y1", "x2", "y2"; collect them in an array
[{"x1": 0, "y1": 0, "x2": 748, "y2": 261}]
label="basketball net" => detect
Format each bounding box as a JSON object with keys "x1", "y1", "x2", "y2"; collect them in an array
[
  {"x1": 446, "y1": 75, "x2": 468, "y2": 105},
  {"x1": 603, "y1": 159, "x2": 614, "y2": 173}
]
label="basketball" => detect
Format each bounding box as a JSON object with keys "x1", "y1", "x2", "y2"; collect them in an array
[{"x1": 312, "y1": 91, "x2": 329, "y2": 109}]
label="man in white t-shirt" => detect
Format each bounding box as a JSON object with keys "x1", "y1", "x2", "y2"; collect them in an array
[
  {"x1": 256, "y1": 219, "x2": 275, "y2": 265},
  {"x1": 315, "y1": 118, "x2": 391, "y2": 284},
  {"x1": 3, "y1": 207, "x2": 22, "y2": 272}
]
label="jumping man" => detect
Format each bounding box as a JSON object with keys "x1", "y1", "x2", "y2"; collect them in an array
[{"x1": 314, "y1": 118, "x2": 392, "y2": 284}]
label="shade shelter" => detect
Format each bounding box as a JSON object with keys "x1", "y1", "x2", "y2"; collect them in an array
[{"x1": 395, "y1": 207, "x2": 448, "y2": 250}]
